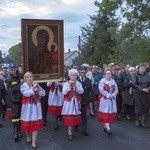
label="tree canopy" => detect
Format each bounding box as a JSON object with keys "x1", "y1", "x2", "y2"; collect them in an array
[
  {"x1": 8, "y1": 42, "x2": 22, "y2": 66},
  {"x1": 80, "y1": 0, "x2": 150, "y2": 66}
]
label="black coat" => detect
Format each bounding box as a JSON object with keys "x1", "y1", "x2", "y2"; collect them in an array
[
  {"x1": 120, "y1": 71, "x2": 129, "y2": 91},
  {"x1": 132, "y1": 72, "x2": 150, "y2": 93},
  {"x1": 112, "y1": 73, "x2": 124, "y2": 92},
  {"x1": 0, "y1": 80, "x2": 7, "y2": 101},
  {"x1": 5, "y1": 71, "x2": 22, "y2": 103},
  {"x1": 132, "y1": 72, "x2": 150, "y2": 114},
  {"x1": 78, "y1": 77, "x2": 94, "y2": 105},
  {"x1": 124, "y1": 74, "x2": 134, "y2": 106},
  {"x1": 0, "y1": 79, "x2": 7, "y2": 114}
]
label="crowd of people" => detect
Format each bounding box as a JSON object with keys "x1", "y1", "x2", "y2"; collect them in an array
[{"x1": 0, "y1": 62, "x2": 150, "y2": 149}]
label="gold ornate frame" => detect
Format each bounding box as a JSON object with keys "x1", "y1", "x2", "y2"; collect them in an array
[{"x1": 21, "y1": 19, "x2": 64, "y2": 82}]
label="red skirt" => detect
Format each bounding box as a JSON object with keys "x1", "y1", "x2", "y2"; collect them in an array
[
  {"x1": 98, "y1": 112, "x2": 116, "y2": 123},
  {"x1": 21, "y1": 119, "x2": 43, "y2": 132},
  {"x1": 63, "y1": 115, "x2": 80, "y2": 126},
  {"x1": 48, "y1": 106, "x2": 62, "y2": 115}
]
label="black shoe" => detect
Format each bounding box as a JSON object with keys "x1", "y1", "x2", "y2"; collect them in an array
[
  {"x1": 106, "y1": 130, "x2": 112, "y2": 135},
  {"x1": 14, "y1": 133, "x2": 19, "y2": 142},
  {"x1": 103, "y1": 127, "x2": 107, "y2": 133},
  {"x1": 68, "y1": 135, "x2": 73, "y2": 141},
  {"x1": 32, "y1": 145, "x2": 37, "y2": 149},
  {"x1": 82, "y1": 131, "x2": 89, "y2": 136},
  {"x1": 117, "y1": 116, "x2": 122, "y2": 121},
  {"x1": 14, "y1": 137, "x2": 20, "y2": 143},
  {"x1": 90, "y1": 113, "x2": 95, "y2": 117}
]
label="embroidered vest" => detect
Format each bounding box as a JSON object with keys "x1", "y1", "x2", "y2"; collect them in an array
[
  {"x1": 64, "y1": 90, "x2": 81, "y2": 102},
  {"x1": 22, "y1": 91, "x2": 40, "y2": 104},
  {"x1": 98, "y1": 83, "x2": 115, "y2": 100}
]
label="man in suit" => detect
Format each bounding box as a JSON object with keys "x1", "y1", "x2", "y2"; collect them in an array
[{"x1": 78, "y1": 66, "x2": 93, "y2": 136}]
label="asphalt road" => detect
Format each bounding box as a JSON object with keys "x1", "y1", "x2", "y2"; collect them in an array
[{"x1": 0, "y1": 111, "x2": 150, "y2": 150}]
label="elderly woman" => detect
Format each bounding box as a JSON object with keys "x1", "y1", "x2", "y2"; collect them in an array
[
  {"x1": 20, "y1": 72, "x2": 45, "y2": 149},
  {"x1": 123, "y1": 67, "x2": 136, "y2": 120},
  {"x1": 98, "y1": 68, "x2": 118, "y2": 135},
  {"x1": 132, "y1": 64, "x2": 150, "y2": 127},
  {"x1": 61, "y1": 69, "x2": 84, "y2": 141}
]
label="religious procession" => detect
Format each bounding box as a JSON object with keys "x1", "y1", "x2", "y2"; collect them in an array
[
  {"x1": 0, "y1": 62, "x2": 150, "y2": 149},
  {"x1": 0, "y1": 1, "x2": 150, "y2": 150}
]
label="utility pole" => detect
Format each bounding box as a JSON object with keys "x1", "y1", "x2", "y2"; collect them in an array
[{"x1": 78, "y1": 35, "x2": 81, "y2": 66}]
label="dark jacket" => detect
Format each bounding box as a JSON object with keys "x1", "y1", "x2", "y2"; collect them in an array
[
  {"x1": 0, "y1": 79, "x2": 8, "y2": 114},
  {"x1": 5, "y1": 71, "x2": 22, "y2": 103},
  {"x1": 120, "y1": 70, "x2": 129, "y2": 91},
  {"x1": 124, "y1": 74, "x2": 134, "y2": 105},
  {"x1": 78, "y1": 77, "x2": 93, "y2": 105},
  {"x1": 132, "y1": 72, "x2": 150, "y2": 93},
  {"x1": 112, "y1": 73, "x2": 124, "y2": 92},
  {"x1": 0, "y1": 79, "x2": 7, "y2": 102},
  {"x1": 92, "y1": 71, "x2": 102, "y2": 95}
]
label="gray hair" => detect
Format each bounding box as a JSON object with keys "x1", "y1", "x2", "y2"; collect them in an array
[
  {"x1": 128, "y1": 67, "x2": 135, "y2": 71},
  {"x1": 68, "y1": 69, "x2": 79, "y2": 77}
]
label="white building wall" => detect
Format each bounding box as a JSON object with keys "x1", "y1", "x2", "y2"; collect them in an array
[{"x1": 64, "y1": 52, "x2": 78, "y2": 66}]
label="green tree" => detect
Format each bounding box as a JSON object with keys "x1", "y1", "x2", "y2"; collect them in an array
[
  {"x1": 113, "y1": 0, "x2": 150, "y2": 65},
  {"x1": 80, "y1": 0, "x2": 150, "y2": 66},
  {"x1": 80, "y1": 0, "x2": 119, "y2": 66},
  {"x1": 122, "y1": 0, "x2": 150, "y2": 37},
  {"x1": 8, "y1": 42, "x2": 22, "y2": 66}
]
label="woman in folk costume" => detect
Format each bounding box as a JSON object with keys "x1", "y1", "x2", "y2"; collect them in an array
[
  {"x1": 20, "y1": 72, "x2": 45, "y2": 149},
  {"x1": 47, "y1": 79, "x2": 64, "y2": 130},
  {"x1": 61, "y1": 69, "x2": 84, "y2": 141},
  {"x1": 98, "y1": 68, "x2": 118, "y2": 135}
]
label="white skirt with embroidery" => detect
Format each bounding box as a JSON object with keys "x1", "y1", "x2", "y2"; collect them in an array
[
  {"x1": 21, "y1": 102, "x2": 42, "y2": 121},
  {"x1": 61, "y1": 98, "x2": 81, "y2": 115},
  {"x1": 48, "y1": 91, "x2": 64, "y2": 106},
  {"x1": 99, "y1": 97, "x2": 117, "y2": 113}
]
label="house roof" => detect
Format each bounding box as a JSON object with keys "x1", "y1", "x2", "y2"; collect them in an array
[{"x1": 64, "y1": 50, "x2": 77, "y2": 61}]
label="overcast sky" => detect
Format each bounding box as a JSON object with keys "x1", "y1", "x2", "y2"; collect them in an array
[{"x1": 0, "y1": 0, "x2": 98, "y2": 55}]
